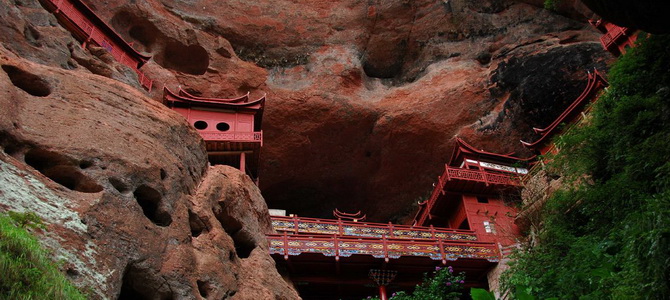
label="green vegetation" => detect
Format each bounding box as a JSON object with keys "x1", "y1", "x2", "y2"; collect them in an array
[
  {"x1": 365, "y1": 266, "x2": 465, "y2": 300},
  {"x1": 503, "y1": 34, "x2": 670, "y2": 299},
  {"x1": 0, "y1": 212, "x2": 86, "y2": 299},
  {"x1": 543, "y1": 0, "x2": 558, "y2": 11}
]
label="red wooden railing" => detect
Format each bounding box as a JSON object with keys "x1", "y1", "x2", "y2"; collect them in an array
[
  {"x1": 200, "y1": 131, "x2": 263, "y2": 143},
  {"x1": 271, "y1": 215, "x2": 479, "y2": 241},
  {"x1": 135, "y1": 69, "x2": 153, "y2": 92},
  {"x1": 268, "y1": 233, "x2": 500, "y2": 263},
  {"x1": 416, "y1": 166, "x2": 521, "y2": 226},
  {"x1": 443, "y1": 166, "x2": 521, "y2": 186},
  {"x1": 41, "y1": 0, "x2": 154, "y2": 92}
]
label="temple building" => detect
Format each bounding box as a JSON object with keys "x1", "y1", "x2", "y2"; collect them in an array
[
  {"x1": 412, "y1": 137, "x2": 531, "y2": 246},
  {"x1": 163, "y1": 87, "x2": 264, "y2": 182},
  {"x1": 589, "y1": 19, "x2": 638, "y2": 57},
  {"x1": 267, "y1": 138, "x2": 532, "y2": 299},
  {"x1": 39, "y1": 0, "x2": 154, "y2": 91}
]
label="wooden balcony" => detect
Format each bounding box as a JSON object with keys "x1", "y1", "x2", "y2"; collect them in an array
[
  {"x1": 268, "y1": 233, "x2": 500, "y2": 263},
  {"x1": 271, "y1": 215, "x2": 478, "y2": 242},
  {"x1": 200, "y1": 130, "x2": 262, "y2": 143}
]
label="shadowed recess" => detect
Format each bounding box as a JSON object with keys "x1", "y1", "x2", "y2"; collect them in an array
[
  {"x1": 133, "y1": 185, "x2": 172, "y2": 227},
  {"x1": 212, "y1": 201, "x2": 256, "y2": 258},
  {"x1": 24, "y1": 148, "x2": 103, "y2": 193},
  {"x1": 2, "y1": 65, "x2": 51, "y2": 97}
]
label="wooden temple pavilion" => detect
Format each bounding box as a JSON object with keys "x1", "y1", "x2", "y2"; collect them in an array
[
  {"x1": 268, "y1": 138, "x2": 532, "y2": 299},
  {"x1": 521, "y1": 69, "x2": 608, "y2": 156},
  {"x1": 163, "y1": 87, "x2": 264, "y2": 182},
  {"x1": 412, "y1": 138, "x2": 530, "y2": 246},
  {"x1": 39, "y1": 0, "x2": 154, "y2": 91},
  {"x1": 589, "y1": 19, "x2": 638, "y2": 57},
  {"x1": 269, "y1": 213, "x2": 500, "y2": 299}
]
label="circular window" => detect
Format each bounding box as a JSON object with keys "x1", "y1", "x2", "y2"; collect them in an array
[
  {"x1": 194, "y1": 121, "x2": 208, "y2": 130},
  {"x1": 216, "y1": 122, "x2": 231, "y2": 131}
]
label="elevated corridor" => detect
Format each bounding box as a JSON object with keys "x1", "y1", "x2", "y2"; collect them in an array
[
  {"x1": 267, "y1": 216, "x2": 500, "y2": 299},
  {"x1": 272, "y1": 215, "x2": 478, "y2": 241}
]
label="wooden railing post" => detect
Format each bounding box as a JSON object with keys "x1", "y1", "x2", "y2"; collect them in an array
[
  {"x1": 438, "y1": 238, "x2": 447, "y2": 265},
  {"x1": 338, "y1": 218, "x2": 343, "y2": 236},
  {"x1": 334, "y1": 235, "x2": 340, "y2": 262},
  {"x1": 382, "y1": 235, "x2": 389, "y2": 263},
  {"x1": 282, "y1": 232, "x2": 289, "y2": 260},
  {"x1": 388, "y1": 222, "x2": 394, "y2": 238},
  {"x1": 293, "y1": 215, "x2": 299, "y2": 235}
]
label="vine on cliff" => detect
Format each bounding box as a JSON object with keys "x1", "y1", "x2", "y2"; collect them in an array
[{"x1": 503, "y1": 34, "x2": 670, "y2": 299}]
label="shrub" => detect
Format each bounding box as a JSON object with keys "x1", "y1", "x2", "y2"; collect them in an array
[{"x1": 503, "y1": 34, "x2": 670, "y2": 299}]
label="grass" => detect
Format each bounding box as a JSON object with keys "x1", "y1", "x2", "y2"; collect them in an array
[{"x1": 0, "y1": 212, "x2": 86, "y2": 300}]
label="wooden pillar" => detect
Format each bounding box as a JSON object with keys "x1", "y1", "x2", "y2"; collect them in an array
[
  {"x1": 369, "y1": 269, "x2": 397, "y2": 300},
  {"x1": 379, "y1": 285, "x2": 389, "y2": 300},
  {"x1": 240, "y1": 152, "x2": 246, "y2": 173}
]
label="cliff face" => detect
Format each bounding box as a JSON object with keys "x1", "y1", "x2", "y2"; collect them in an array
[
  {"x1": 0, "y1": 43, "x2": 298, "y2": 299},
  {"x1": 3, "y1": 0, "x2": 610, "y2": 222},
  {"x1": 0, "y1": 0, "x2": 613, "y2": 296}
]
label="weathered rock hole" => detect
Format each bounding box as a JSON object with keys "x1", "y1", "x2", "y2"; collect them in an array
[
  {"x1": 2, "y1": 143, "x2": 21, "y2": 156},
  {"x1": 24, "y1": 148, "x2": 103, "y2": 193},
  {"x1": 160, "y1": 168, "x2": 167, "y2": 180},
  {"x1": 2, "y1": 65, "x2": 51, "y2": 97},
  {"x1": 110, "y1": 10, "x2": 160, "y2": 53},
  {"x1": 23, "y1": 24, "x2": 42, "y2": 47},
  {"x1": 362, "y1": 60, "x2": 402, "y2": 79},
  {"x1": 196, "y1": 280, "x2": 211, "y2": 298},
  {"x1": 213, "y1": 202, "x2": 256, "y2": 259},
  {"x1": 476, "y1": 51, "x2": 492, "y2": 65},
  {"x1": 118, "y1": 264, "x2": 173, "y2": 300},
  {"x1": 79, "y1": 159, "x2": 93, "y2": 169},
  {"x1": 109, "y1": 177, "x2": 129, "y2": 193},
  {"x1": 129, "y1": 25, "x2": 157, "y2": 49},
  {"x1": 155, "y1": 41, "x2": 209, "y2": 75},
  {"x1": 188, "y1": 209, "x2": 206, "y2": 237},
  {"x1": 66, "y1": 268, "x2": 79, "y2": 277},
  {"x1": 133, "y1": 185, "x2": 172, "y2": 226}
]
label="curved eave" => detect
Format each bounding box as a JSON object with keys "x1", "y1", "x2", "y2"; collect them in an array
[
  {"x1": 449, "y1": 137, "x2": 535, "y2": 166},
  {"x1": 521, "y1": 69, "x2": 608, "y2": 150},
  {"x1": 69, "y1": 0, "x2": 151, "y2": 67},
  {"x1": 178, "y1": 87, "x2": 250, "y2": 103},
  {"x1": 164, "y1": 87, "x2": 264, "y2": 110},
  {"x1": 333, "y1": 209, "x2": 363, "y2": 218}
]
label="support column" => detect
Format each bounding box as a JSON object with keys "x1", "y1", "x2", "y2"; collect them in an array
[
  {"x1": 379, "y1": 285, "x2": 388, "y2": 300},
  {"x1": 240, "y1": 152, "x2": 246, "y2": 173},
  {"x1": 369, "y1": 269, "x2": 397, "y2": 300}
]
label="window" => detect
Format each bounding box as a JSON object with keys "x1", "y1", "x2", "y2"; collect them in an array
[
  {"x1": 476, "y1": 196, "x2": 489, "y2": 203},
  {"x1": 483, "y1": 221, "x2": 496, "y2": 234},
  {"x1": 193, "y1": 121, "x2": 208, "y2": 130},
  {"x1": 216, "y1": 122, "x2": 230, "y2": 131}
]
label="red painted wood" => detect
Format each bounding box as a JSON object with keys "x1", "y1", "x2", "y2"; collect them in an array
[
  {"x1": 521, "y1": 69, "x2": 608, "y2": 154},
  {"x1": 272, "y1": 215, "x2": 479, "y2": 241},
  {"x1": 40, "y1": 0, "x2": 153, "y2": 91},
  {"x1": 379, "y1": 285, "x2": 388, "y2": 300}
]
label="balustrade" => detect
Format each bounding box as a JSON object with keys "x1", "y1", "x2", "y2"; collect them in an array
[
  {"x1": 200, "y1": 131, "x2": 263, "y2": 142},
  {"x1": 272, "y1": 215, "x2": 478, "y2": 241},
  {"x1": 268, "y1": 233, "x2": 499, "y2": 262}
]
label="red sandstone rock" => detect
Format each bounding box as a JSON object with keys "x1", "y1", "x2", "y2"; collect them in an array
[
  {"x1": 49, "y1": 0, "x2": 609, "y2": 222},
  {"x1": 4, "y1": 0, "x2": 613, "y2": 264},
  {"x1": 0, "y1": 45, "x2": 298, "y2": 299}
]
